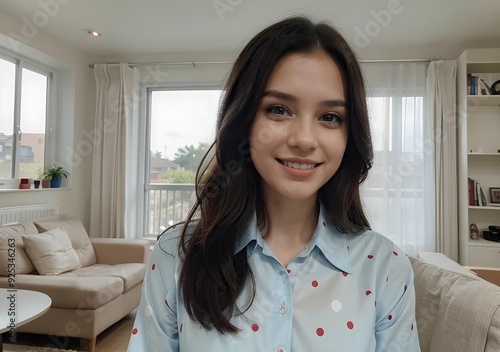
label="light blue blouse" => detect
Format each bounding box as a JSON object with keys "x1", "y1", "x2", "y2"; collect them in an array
[{"x1": 128, "y1": 205, "x2": 420, "y2": 351}]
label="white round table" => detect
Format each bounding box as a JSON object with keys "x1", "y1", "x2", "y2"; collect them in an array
[{"x1": 0, "y1": 288, "x2": 51, "y2": 350}]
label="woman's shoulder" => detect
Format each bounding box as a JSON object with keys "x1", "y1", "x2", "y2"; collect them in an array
[{"x1": 346, "y1": 229, "x2": 406, "y2": 258}]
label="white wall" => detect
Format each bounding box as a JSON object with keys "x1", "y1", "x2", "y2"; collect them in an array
[{"x1": 0, "y1": 11, "x2": 97, "y2": 229}]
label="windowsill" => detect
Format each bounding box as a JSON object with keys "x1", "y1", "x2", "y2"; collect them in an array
[{"x1": 0, "y1": 187, "x2": 72, "y2": 193}]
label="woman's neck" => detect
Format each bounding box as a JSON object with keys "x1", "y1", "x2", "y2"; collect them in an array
[{"x1": 262, "y1": 193, "x2": 319, "y2": 266}]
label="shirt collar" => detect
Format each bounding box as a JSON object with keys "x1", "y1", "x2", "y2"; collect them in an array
[
  {"x1": 307, "y1": 203, "x2": 352, "y2": 274},
  {"x1": 233, "y1": 203, "x2": 352, "y2": 274}
]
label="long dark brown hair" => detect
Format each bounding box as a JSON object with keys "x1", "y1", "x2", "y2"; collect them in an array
[{"x1": 178, "y1": 16, "x2": 373, "y2": 334}]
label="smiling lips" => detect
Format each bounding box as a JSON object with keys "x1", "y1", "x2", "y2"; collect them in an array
[{"x1": 277, "y1": 158, "x2": 320, "y2": 177}]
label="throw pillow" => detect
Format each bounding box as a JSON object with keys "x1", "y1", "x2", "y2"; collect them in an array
[
  {"x1": 34, "y1": 218, "x2": 96, "y2": 267},
  {"x1": 22, "y1": 228, "x2": 82, "y2": 276},
  {"x1": 0, "y1": 222, "x2": 37, "y2": 275}
]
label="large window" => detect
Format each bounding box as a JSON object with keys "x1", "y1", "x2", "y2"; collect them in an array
[
  {"x1": 0, "y1": 53, "x2": 51, "y2": 180},
  {"x1": 144, "y1": 89, "x2": 221, "y2": 236}
]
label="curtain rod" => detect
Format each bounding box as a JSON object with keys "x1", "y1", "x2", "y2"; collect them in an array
[{"x1": 88, "y1": 58, "x2": 432, "y2": 68}]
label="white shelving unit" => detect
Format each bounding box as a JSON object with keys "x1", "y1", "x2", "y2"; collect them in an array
[{"x1": 457, "y1": 49, "x2": 500, "y2": 267}]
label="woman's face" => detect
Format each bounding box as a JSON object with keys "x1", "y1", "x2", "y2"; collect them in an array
[{"x1": 249, "y1": 51, "x2": 348, "y2": 203}]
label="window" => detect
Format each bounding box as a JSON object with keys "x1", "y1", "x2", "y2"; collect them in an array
[
  {"x1": 144, "y1": 89, "x2": 221, "y2": 237},
  {"x1": 0, "y1": 53, "x2": 51, "y2": 180}
]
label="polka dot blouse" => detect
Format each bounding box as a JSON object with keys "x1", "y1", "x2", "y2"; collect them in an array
[{"x1": 127, "y1": 204, "x2": 420, "y2": 351}]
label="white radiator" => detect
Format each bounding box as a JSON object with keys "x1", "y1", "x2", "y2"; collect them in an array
[{"x1": 0, "y1": 203, "x2": 60, "y2": 226}]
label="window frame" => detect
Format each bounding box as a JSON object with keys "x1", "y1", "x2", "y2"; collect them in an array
[
  {"x1": 141, "y1": 85, "x2": 221, "y2": 239},
  {"x1": 0, "y1": 49, "x2": 55, "y2": 181}
]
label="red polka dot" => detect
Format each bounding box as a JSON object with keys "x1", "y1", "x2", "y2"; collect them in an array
[
  {"x1": 151, "y1": 264, "x2": 156, "y2": 270},
  {"x1": 342, "y1": 272, "x2": 348, "y2": 277},
  {"x1": 411, "y1": 323, "x2": 414, "y2": 331},
  {"x1": 311, "y1": 280, "x2": 319, "y2": 288},
  {"x1": 251, "y1": 324, "x2": 259, "y2": 332},
  {"x1": 132, "y1": 328, "x2": 138, "y2": 335},
  {"x1": 165, "y1": 299, "x2": 170, "y2": 308},
  {"x1": 388, "y1": 315, "x2": 393, "y2": 320},
  {"x1": 322, "y1": 221, "x2": 326, "y2": 227},
  {"x1": 365, "y1": 290, "x2": 372, "y2": 296},
  {"x1": 347, "y1": 321, "x2": 354, "y2": 330},
  {"x1": 404, "y1": 284, "x2": 408, "y2": 293},
  {"x1": 367, "y1": 255, "x2": 374, "y2": 259},
  {"x1": 316, "y1": 327, "x2": 324, "y2": 336},
  {"x1": 180, "y1": 323, "x2": 183, "y2": 333},
  {"x1": 287, "y1": 269, "x2": 291, "y2": 274},
  {"x1": 393, "y1": 251, "x2": 399, "y2": 256}
]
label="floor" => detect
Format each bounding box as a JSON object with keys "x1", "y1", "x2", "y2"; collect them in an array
[{"x1": 2, "y1": 309, "x2": 136, "y2": 352}]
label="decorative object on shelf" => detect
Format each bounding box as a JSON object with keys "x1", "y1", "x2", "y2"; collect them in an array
[
  {"x1": 484, "y1": 225, "x2": 500, "y2": 242},
  {"x1": 42, "y1": 165, "x2": 69, "y2": 189},
  {"x1": 470, "y1": 223, "x2": 480, "y2": 240},
  {"x1": 491, "y1": 188, "x2": 500, "y2": 204},
  {"x1": 19, "y1": 177, "x2": 30, "y2": 189},
  {"x1": 41, "y1": 178, "x2": 50, "y2": 188},
  {"x1": 490, "y1": 80, "x2": 500, "y2": 95},
  {"x1": 34, "y1": 179, "x2": 41, "y2": 189}
]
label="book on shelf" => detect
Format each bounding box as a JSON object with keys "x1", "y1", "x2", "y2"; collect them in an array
[
  {"x1": 468, "y1": 177, "x2": 488, "y2": 206},
  {"x1": 467, "y1": 74, "x2": 492, "y2": 95}
]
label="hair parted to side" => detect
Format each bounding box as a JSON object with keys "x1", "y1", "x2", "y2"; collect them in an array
[{"x1": 178, "y1": 15, "x2": 373, "y2": 334}]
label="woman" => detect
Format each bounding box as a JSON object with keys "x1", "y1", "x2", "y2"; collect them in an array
[{"x1": 128, "y1": 16, "x2": 420, "y2": 351}]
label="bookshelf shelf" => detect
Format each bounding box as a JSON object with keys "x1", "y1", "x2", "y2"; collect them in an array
[
  {"x1": 458, "y1": 48, "x2": 500, "y2": 267},
  {"x1": 467, "y1": 95, "x2": 500, "y2": 106}
]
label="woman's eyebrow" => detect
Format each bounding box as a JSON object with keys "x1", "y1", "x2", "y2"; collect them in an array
[{"x1": 262, "y1": 89, "x2": 346, "y2": 107}]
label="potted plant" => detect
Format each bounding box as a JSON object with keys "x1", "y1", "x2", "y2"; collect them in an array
[{"x1": 42, "y1": 165, "x2": 69, "y2": 188}]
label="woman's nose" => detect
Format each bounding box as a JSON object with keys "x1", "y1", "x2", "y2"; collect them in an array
[{"x1": 287, "y1": 118, "x2": 318, "y2": 151}]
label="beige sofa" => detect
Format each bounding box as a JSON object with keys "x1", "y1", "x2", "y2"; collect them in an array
[
  {"x1": 0, "y1": 218, "x2": 150, "y2": 352},
  {"x1": 410, "y1": 254, "x2": 500, "y2": 352}
]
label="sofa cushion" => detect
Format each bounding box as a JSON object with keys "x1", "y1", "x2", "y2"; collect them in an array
[
  {"x1": 23, "y1": 228, "x2": 82, "y2": 276},
  {"x1": 410, "y1": 256, "x2": 500, "y2": 352},
  {"x1": 0, "y1": 222, "x2": 38, "y2": 275},
  {"x1": 34, "y1": 218, "x2": 96, "y2": 267},
  {"x1": 59, "y1": 263, "x2": 146, "y2": 291},
  {"x1": 0, "y1": 274, "x2": 124, "y2": 309}
]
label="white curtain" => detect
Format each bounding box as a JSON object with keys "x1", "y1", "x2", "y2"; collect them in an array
[
  {"x1": 426, "y1": 60, "x2": 458, "y2": 260},
  {"x1": 361, "y1": 62, "x2": 435, "y2": 257},
  {"x1": 90, "y1": 63, "x2": 137, "y2": 239}
]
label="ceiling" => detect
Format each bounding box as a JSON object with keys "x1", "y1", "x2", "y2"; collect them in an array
[{"x1": 1, "y1": 0, "x2": 499, "y2": 60}]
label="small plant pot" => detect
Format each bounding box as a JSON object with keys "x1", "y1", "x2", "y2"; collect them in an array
[
  {"x1": 42, "y1": 178, "x2": 50, "y2": 188},
  {"x1": 50, "y1": 178, "x2": 62, "y2": 188},
  {"x1": 34, "y1": 180, "x2": 41, "y2": 189}
]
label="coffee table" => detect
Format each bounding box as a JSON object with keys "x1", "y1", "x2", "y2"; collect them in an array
[{"x1": 0, "y1": 289, "x2": 51, "y2": 352}]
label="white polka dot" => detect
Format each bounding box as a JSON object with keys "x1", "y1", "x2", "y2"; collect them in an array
[
  {"x1": 145, "y1": 304, "x2": 153, "y2": 317},
  {"x1": 331, "y1": 300, "x2": 342, "y2": 312}
]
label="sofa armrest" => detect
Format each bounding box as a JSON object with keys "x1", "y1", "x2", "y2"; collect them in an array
[{"x1": 90, "y1": 238, "x2": 150, "y2": 265}]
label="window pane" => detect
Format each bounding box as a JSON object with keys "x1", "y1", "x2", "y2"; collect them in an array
[
  {"x1": 149, "y1": 90, "x2": 220, "y2": 184},
  {"x1": 20, "y1": 68, "x2": 47, "y2": 179},
  {"x1": 146, "y1": 89, "x2": 220, "y2": 235},
  {"x1": 0, "y1": 58, "x2": 16, "y2": 178}
]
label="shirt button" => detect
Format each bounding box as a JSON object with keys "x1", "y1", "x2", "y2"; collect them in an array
[
  {"x1": 275, "y1": 348, "x2": 285, "y2": 352},
  {"x1": 278, "y1": 305, "x2": 288, "y2": 314}
]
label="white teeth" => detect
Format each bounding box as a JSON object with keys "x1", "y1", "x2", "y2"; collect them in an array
[{"x1": 282, "y1": 161, "x2": 316, "y2": 169}]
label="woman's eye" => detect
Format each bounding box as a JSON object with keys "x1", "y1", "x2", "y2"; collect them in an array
[
  {"x1": 266, "y1": 105, "x2": 289, "y2": 116},
  {"x1": 320, "y1": 113, "x2": 342, "y2": 123}
]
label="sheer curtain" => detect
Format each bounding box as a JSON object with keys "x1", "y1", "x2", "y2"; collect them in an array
[
  {"x1": 90, "y1": 63, "x2": 138, "y2": 239},
  {"x1": 361, "y1": 62, "x2": 435, "y2": 256}
]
